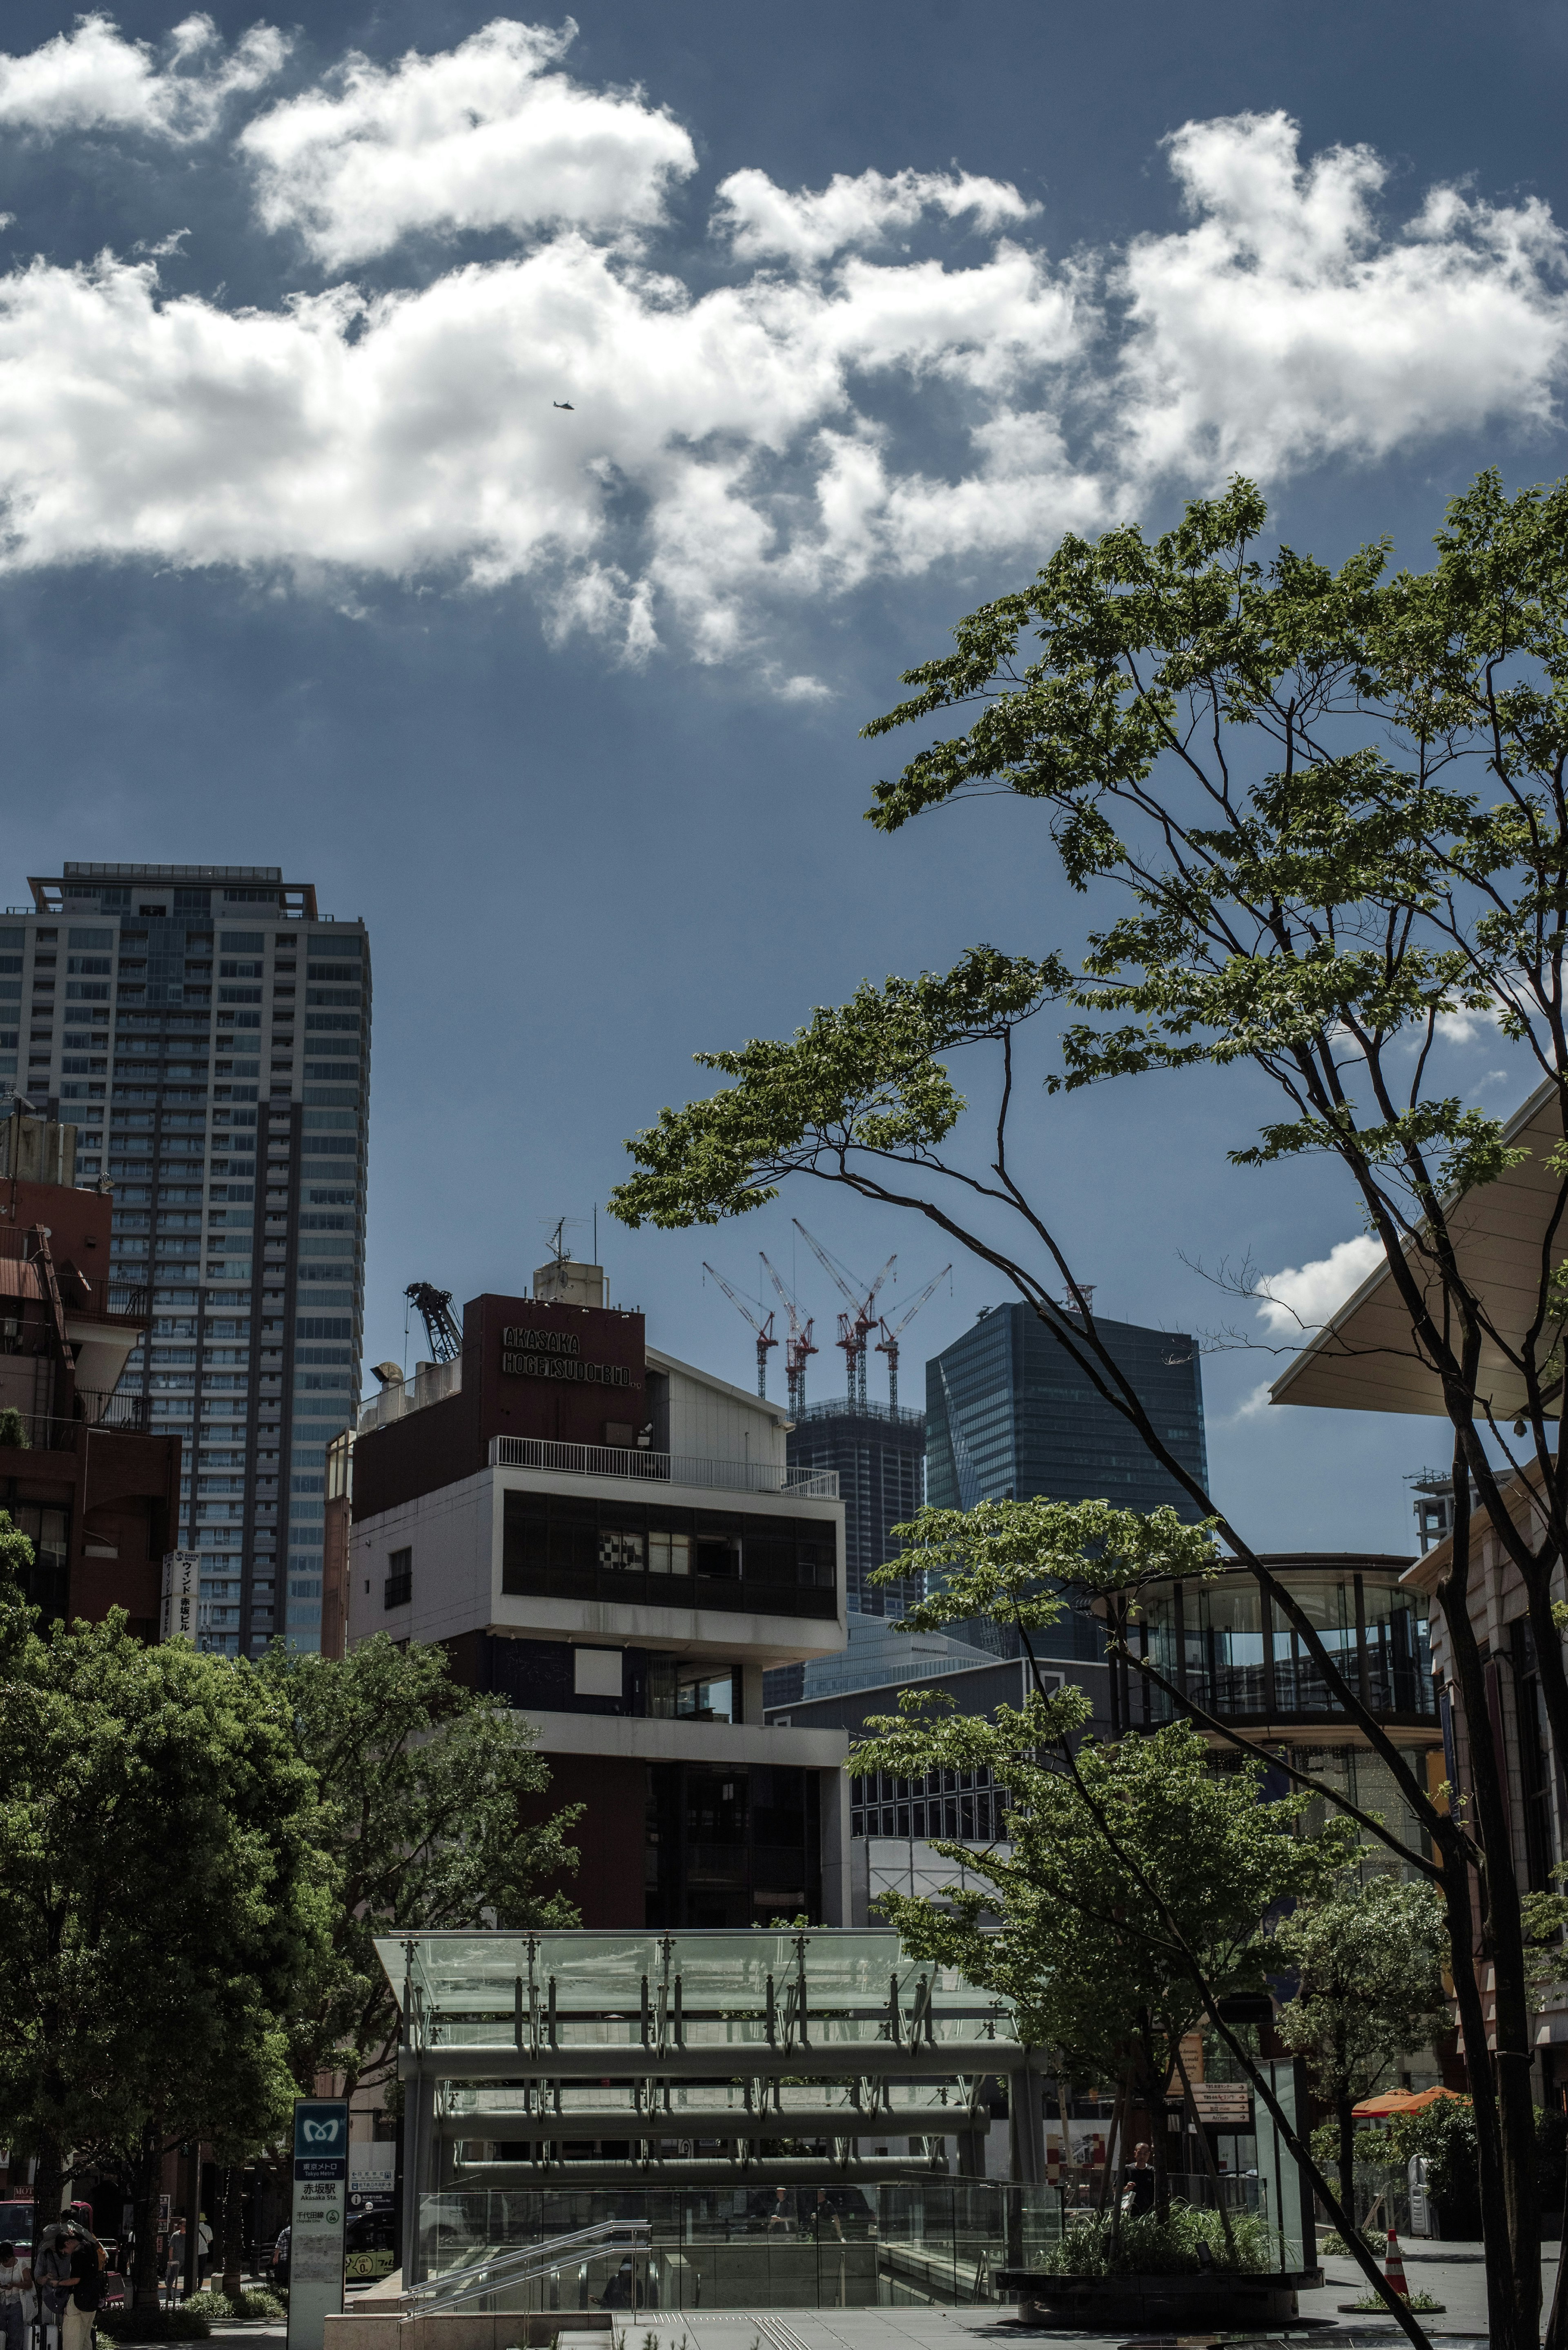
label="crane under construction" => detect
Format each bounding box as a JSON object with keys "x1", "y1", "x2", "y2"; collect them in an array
[
  {"x1": 760, "y1": 1250, "x2": 818, "y2": 1417},
  {"x1": 405, "y1": 1282, "x2": 462, "y2": 1364},
  {"x1": 874, "y1": 1264, "x2": 951, "y2": 1413},
  {"x1": 702, "y1": 1262, "x2": 777, "y2": 1398},
  {"x1": 792, "y1": 1221, "x2": 895, "y2": 1410}
]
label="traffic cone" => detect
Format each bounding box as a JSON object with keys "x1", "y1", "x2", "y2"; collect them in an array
[{"x1": 1384, "y1": 2227, "x2": 1410, "y2": 2300}]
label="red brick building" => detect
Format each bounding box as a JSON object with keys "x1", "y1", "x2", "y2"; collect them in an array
[{"x1": 0, "y1": 1146, "x2": 180, "y2": 1634}]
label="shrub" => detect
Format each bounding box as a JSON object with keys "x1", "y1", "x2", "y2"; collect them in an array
[
  {"x1": 187, "y1": 2287, "x2": 286, "y2": 2321},
  {"x1": 0, "y1": 1407, "x2": 29, "y2": 1449},
  {"x1": 96, "y1": 2308, "x2": 211, "y2": 2341},
  {"x1": 1038, "y1": 2203, "x2": 1273, "y2": 2277}
]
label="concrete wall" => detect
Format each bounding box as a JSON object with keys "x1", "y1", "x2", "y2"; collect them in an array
[{"x1": 651, "y1": 1347, "x2": 789, "y2": 1467}]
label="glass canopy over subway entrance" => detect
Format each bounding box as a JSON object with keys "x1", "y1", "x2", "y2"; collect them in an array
[
  {"x1": 379, "y1": 1929, "x2": 1038, "y2": 2285},
  {"x1": 375, "y1": 1929, "x2": 1313, "y2": 2310}
]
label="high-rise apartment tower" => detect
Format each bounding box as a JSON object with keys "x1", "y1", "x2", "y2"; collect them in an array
[{"x1": 7, "y1": 863, "x2": 368, "y2": 1654}]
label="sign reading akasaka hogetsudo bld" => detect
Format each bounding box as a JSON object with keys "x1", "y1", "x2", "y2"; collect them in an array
[
  {"x1": 286, "y1": 2098, "x2": 347, "y2": 2350},
  {"x1": 501, "y1": 1326, "x2": 632, "y2": 1385}
]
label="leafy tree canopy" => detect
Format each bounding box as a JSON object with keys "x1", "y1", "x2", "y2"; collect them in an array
[
  {"x1": 262, "y1": 1634, "x2": 582, "y2": 2098},
  {"x1": 0, "y1": 1517, "x2": 334, "y2": 2231}
]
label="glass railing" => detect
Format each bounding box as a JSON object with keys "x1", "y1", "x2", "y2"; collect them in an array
[
  {"x1": 411, "y1": 2176, "x2": 1288, "y2": 2310},
  {"x1": 379, "y1": 1929, "x2": 1011, "y2": 2051}
]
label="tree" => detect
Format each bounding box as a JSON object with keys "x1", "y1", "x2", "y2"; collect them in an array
[
  {"x1": 608, "y1": 469, "x2": 1568, "y2": 2350},
  {"x1": 857, "y1": 1677, "x2": 1354, "y2": 2226},
  {"x1": 0, "y1": 1518, "x2": 335, "y2": 2305},
  {"x1": 1274, "y1": 1875, "x2": 1450, "y2": 2221},
  {"x1": 261, "y1": 1634, "x2": 582, "y2": 2100}
]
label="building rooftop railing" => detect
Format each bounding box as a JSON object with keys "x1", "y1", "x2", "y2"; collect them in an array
[
  {"x1": 793, "y1": 1398, "x2": 925, "y2": 1429},
  {"x1": 489, "y1": 1436, "x2": 838, "y2": 1500},
  {"x1": 0, "y1": 1391, "x2": 154, "y2": 1449}
]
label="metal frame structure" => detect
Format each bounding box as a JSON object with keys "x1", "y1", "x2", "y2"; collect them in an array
[{"x1": 380, "y1": 1929, "x2": 1049, "y2": 2287}]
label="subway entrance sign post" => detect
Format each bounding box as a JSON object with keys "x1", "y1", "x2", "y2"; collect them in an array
[{"x1": 287, "y1": 2098, "x2": 348, "y2": 2350}]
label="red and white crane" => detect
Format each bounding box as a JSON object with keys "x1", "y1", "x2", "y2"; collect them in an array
[
  {"x1": 702, "y1": 1262, "x2": 777, "y2": 1398},
  {"x1": 760, "y1": 1250, "x2": 818, "y2": 1418},
  {"x1": 791, "y1": 1220, "x2": 895, "y2": 1411},
  {"x1": 875, "y1": 1264, "x2": 951, "y2": 1413}
]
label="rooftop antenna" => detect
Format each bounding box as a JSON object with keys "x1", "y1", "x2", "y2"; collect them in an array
[
  {"x1": 702, "y1": 1262, "x2": 777, "y2": 1398},
  {"x1": 875, "y1": 1263, "x2": 951, "y2": 1413}
]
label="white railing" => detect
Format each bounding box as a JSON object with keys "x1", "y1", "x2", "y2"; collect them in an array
[{"x1": 488, "y1": 1435, "x2": 838, "y2": 1499}]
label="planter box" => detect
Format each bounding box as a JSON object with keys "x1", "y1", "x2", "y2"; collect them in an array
[{"x1": 996, "y1": 2267, "x2": 1320, "y2": 2330}]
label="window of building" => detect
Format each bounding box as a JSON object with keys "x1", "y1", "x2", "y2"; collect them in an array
[
  {"x1": 501, "y1": 1492, "x2": 836, "y2": 1613},
  {"x1": 385, "y1": 1547, "x2": 412, "y2": 1609}
]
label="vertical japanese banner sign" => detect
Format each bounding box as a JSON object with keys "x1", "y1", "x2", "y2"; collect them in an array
[
  {"x1": 160, "y1": 1551, "x2": 198, "y2": 1641},
  {"x1": 287, "y1": 2098, "x2": 348, "y2": 2350}
]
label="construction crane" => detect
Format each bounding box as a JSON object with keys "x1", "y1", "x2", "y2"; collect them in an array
[
  {"x1": 875, "y1": 1264, "x2": 951, "y2": 1413},
  {"x1": 760, "y1": 1250, "x2": 818, "y2": 1417},
  {"x1": 702, "y1": 1262, "x2": 777, "y2": 1398},
  {"x1": 405, "y1": 1282, "x2": 462, "y2": 1364},
  {"x1": 792, "y1": 1221, "x2": 895, "y2": 1410}
]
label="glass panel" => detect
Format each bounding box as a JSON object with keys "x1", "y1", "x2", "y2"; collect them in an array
[
  {"x1": 1183, "y1": 1579, "x2": 1266, "y2": 1713},
  {"x1": 1270, "y1": 1572, "x2": 1356, "y2": 1713}
]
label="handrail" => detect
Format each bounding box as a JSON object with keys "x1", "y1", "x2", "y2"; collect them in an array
[
  {"x1": 403, "y1": 2218, "x2": 650, "y2": 2311},
  {"x1": 486, "y1": 1435, "x2": 838, "y2": 1498}
]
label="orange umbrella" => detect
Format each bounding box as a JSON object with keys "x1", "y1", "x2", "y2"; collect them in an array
[{"x1": 1352, "y1": 2086, "x2": 1467, "y2": 2120}]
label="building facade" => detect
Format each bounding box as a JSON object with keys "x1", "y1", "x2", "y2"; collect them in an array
[
  {"x1": 925, "y1": 1301, "x2": 1209, "y2": 1519},
  {"x1": 343, "y1": 1262, "x2": 853, "y2": 1928},
  {"x1": 7, "y1": 862, "x2": 368, "y2": 1655},
  {"x1": 764, "y1": 1396, "x2": 927, "y2": 1708},
  {"x1": 0, "y1": 1134, "x2": 180, "y2": 1632}
]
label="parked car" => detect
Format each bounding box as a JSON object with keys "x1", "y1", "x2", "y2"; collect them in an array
[
  {"x1": 344, "y1": 2207, "x2": 396, "y2": 2284},
  {"x1": 0, "y1": 2203, "x2": 34, "y2": 2247}
]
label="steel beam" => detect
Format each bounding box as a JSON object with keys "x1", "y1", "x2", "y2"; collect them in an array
[
  {"x1": 400, "y1": 2040, "x2": 1024, "y2": 2082},
  {"x1": 444, "y1": 2156, "x2": 947, "y2": 2187},
  {"x1": 435, "y1": 2104, "x2": 978, "y2": 2141}
]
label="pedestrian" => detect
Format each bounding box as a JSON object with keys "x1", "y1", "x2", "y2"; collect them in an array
[
  {"x1": 1122, "y1": 2140, "x2": 1156, "y2": 2219},
  {"x1": 165, "y1": 2214, "x2": 187, "y2": 2305},
  {"x1": 0, "y1": 2239, "x2": 33, "y2": 2350},
  {"x1": 33, "y1": 2225, "x2": 74, "y2": 2350},
  {"x1": 63, "y1": 2223, "x2": 106, "y2": 2350},
  {"x1": 195, "y1": 2214, "x2": 212, "y2": 2288}
]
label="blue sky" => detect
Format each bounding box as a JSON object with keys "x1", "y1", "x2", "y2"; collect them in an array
[{"x1": 2, "y1": 0, "x2": 1564, "y2": 1554}]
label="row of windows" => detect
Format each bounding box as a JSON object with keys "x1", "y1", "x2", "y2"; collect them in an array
[
  {"x1": 852, "y1": 1790, "x2": 1007, "y2": 1844},
  {"x1": 501, "y1": 1494, "x2": 836, "y2": 1591}
]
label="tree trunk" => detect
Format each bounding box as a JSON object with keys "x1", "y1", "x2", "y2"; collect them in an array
[
  {"x1": 1337, "y1": 2092, "x2": 1356, "y2": 2237},
  {"x1": 32, "y1": 2135, "x2": 63, "y2": 2250},
  {"x1": 129, "y1": 2131, "x2": 165, "y2": 2311},
  {"x1": 1436, "y1": 1436, "x2": 1542, "y2": 2350},
  {"x1": 220, "y1": 2165, "x2": 244, "y2": 2301},
  {"x1": 1142, "y1": 2047, "x2": 1171, "y2": 2221}
]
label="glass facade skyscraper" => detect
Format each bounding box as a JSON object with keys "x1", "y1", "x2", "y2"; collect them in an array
[
  {"x1": 5, "y1": 862, "x2": 368, "y2": 1655},
  {"x1": 924, "y1": 1302, "x2": 1208, "y2": 1661},
  {"x1": 925, "y1": 1302, "x2": 1208, "y2": 1516}
]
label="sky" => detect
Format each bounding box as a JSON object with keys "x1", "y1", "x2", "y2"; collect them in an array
[{"x1": 2, "y1": 0, "x2": 1566, "y2": 1556}]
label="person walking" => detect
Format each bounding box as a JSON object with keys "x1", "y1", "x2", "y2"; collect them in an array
[
  {"x1": 62, "y1": 2224, "x2": 105, "y2": 2350},
  {"x1": 164, "y1": 2216, "x2": 186, "y2": 2308},
  {"x1": 0, "y1": 2240, "x2": 33, "y2": 2350},
  {"x1": 33, "y1": 2225, "x2": 74, "y2": 2350}
]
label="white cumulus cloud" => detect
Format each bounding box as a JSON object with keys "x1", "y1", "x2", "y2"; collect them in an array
[
  {"x1": 1253, "y1": 1234, "x2": 1385, "y2": 1338},
  {"x1": 1116, "y1": 110, "x2": 1568, "y2": 482},
  {"x1": 238, "y1": 18, "x2": 697, "y2": 267},
  {"x1": 0, "y1": 12, "x2": 287, "y2": 142},
  {"x1": 0, "y1": 53, "x2": 1561, "y2": 664},
  {"x1": 714, "y1": 166, "x2": 1036, "y2": 266}
]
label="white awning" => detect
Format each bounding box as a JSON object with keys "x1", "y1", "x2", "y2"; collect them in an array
[{"x1": 1270, "y1": 1077, "x2": 1564, "y2": 1420}]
